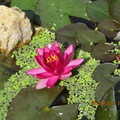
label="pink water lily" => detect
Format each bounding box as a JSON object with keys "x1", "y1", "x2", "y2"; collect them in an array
[{"x1": 26, "y1": 42, "x2": 84, "y2": 89}]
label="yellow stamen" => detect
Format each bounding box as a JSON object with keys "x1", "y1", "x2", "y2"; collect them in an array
[{"x1": 46, "y1": 55, "x2": 58, "y2": 63}]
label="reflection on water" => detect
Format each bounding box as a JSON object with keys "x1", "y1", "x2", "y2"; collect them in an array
[{"x1": 0, "y1": 53, "x2": 20, "y2": 90}]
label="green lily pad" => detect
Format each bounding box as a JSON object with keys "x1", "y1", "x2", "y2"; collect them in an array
[
  {"x1": 109, "y1": 0, "x2": 120, "y2": 23},
  {"x1": 86, "y1": 0, "x2": 112, "y2": 22},
  {"x1": 92, "y1": 63, "x2": 120, "y2": 101},
  {"x1": 95, "y1": 87, "x2": 118, "y2": 120},
  {"x1": 76, "y1": 30, "x2": 106, "y2": 52},
  {"x1": 11, "y1": 0, "x2": 38, "y2": 20},
  {"x1": 98, "y1": 20, "x2": 120, "y2": 38},
  {"x1": 7, "y1": 86, "x2": 78, "y2": 120},
  {"x1": 34, "y1": 0, "x2": 90, "y2": 30},
  {"x1": 56, "y1": 23, "x2": 106, "y2": 51},
  {"x1": 91, "y1": 43, "x2": 115, "y2": 61},
  {"x1": 56, "y1": 23, "x2": 90, "y2": 46}
]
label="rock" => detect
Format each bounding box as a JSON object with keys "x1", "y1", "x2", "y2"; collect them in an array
[{"x1": 0, "y1": 5, "x2": 33, "y2": 54}]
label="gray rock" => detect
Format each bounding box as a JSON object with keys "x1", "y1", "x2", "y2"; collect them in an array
[{"x1": 0, "y1": 5, "x2": 33, "y2": 54}]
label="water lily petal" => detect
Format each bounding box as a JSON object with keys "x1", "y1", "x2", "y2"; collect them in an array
[
  {"x1": 34, "y1": 55, "x2": 44, "y2": 66},
  {"x1": 26, "y1": 67, "x2": 46, "y2": 75},
  {"x1": 55, "y1": 58, "x2": 62, "y2": 71},
  {"x1": 47, "y1": 43, "x2": 53, "y2": 49},
  {"x1": 44, "y1": 46, "x2": 50, "y2": 53},
  {"x1": 60, "y1": 72, "x2": 72, "y2": 79},
  {"x1": 35, "y1": 56, "x2": 54, "y2": 73},
  {"x1": 35, "y1": 72, "x2": 53, "y2": 79},
  {"x1": 66, "y1": 59, "x2": 84, "y2": 69},
  {"x1": 47, "y1": 75, "x2": 59, "y2": 88},
  {"x1": 37, "y1": 48, "x2": 43, "y2": 56},
  {"x1": 53, "y1": 42, "x2": 60, "y2": 50},
  {"x1": 61, "y1": 66, "x2": 72, "y2": 74},
  {"x1": 63, "y1": 45, "x2": 74, "y2": 65},
  {"x1": 36, "y1": 78, "x2": 48, "y2": 89}
]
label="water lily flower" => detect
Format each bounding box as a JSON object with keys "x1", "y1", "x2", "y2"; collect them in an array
[{"x1": 26, "y1": 42, "x2": 84, "y2": 89}]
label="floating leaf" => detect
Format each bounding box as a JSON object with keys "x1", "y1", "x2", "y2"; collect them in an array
[
  {"x1": 109, "y1": 0, "x2": 120, "y2": 23},
  {"x1": 34, "y1": 0, "x2": 90, "y2": 30},
  {"x1": 76, "y1": 30, "x2": 106, "y2": 52},
  {"x1": 91, "y1": 43, "x2": 115, "y2": 61},
  {"x1": 92, "y1": 63, "x2": 120, "y2": 101},
  {"x1": 7, "y1": 86, "x2": 78, "y2": 120},
  {"x1": 95, "y1": 87, "x2": 118, "y2": 120},
  {"x1": 56, "y1": 23, "x2": 90, "y2": 46},
  {"x1": 98, "y1": 20, "x2": 120, "y2": 38},
  {"x1": 87, "y1": 0, "x2": 112, "y2": 22},
  {"x1": 11, "y1": 0, "x2": 38, "y2": 20}
]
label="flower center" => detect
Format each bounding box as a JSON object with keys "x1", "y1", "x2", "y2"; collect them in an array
[{"x1": 46, "y1": 55, "x2": 58, "y2": 63}]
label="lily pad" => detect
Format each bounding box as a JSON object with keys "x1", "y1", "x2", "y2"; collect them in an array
[
  {"x1": 11, "y1": 0, "x2": 38, "y2": 20},
  {"x1": 109, "y1": 0, "x2": 120, "y2": 23},
  {"x1": 92, "y1": 63, "x2": 120, "y2": 101},
  {"x1": 76, "y1": 30, "x2": 106, "y2": 52},
  {"x1": 87, "y1": 0, "x2": 112, "y2": 22},
  {"x1": 7, "y1": 86, "x2": 78, "y2": 120},
  {"x1": 98, "y1": 20, "x2": 120, "y2": 38},
  {"x1": 95, "y1": 87, "x2": 118, "y2": 120},
  {"x1": 91, "y1": 43, "x2": 115, "y2": 61},
  {"x1": 56, "y1": 23, "x2": 90, "y2": 46},
  {"x1": 34, "y1": 0, "x2": 90, "y2": 30}
]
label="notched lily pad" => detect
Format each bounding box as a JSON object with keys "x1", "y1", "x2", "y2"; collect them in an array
[
  {"x1": 98, "y1": 20, "x2": 120, "y2": 38},
  {"x1": 91, "y1": 43, "x2": 115, "y2": 61},
  {"x1": 92, "y1": 63, "x2": 120, "y2": 101},
  {"x1": 34, "y1": 0, "x2": 90, "y2": 30},
  {"x1": 7, "y1": 86, "x2": 78, "y2": 120}
]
